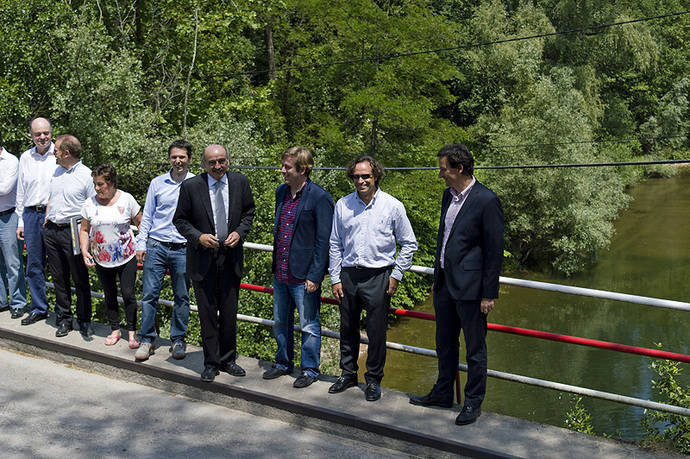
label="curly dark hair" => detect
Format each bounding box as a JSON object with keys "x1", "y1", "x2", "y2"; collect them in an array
[
  {"x1": 92, "y1": 164, "x2": 117, "y2": 187},
  {"x1": 346, "y1": 155, "x2": 384, "y2": 186}
]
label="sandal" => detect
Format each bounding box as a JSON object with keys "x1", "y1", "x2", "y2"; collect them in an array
[
  {"x1": 128, "y1": 331, "x2": 141, "y2": 349},
  {"x1": 105, "y1": 330, "x2": 121, "y2": 346}
]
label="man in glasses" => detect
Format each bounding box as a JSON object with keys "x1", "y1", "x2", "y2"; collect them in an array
[
  {"x1": 328, "y1": 155, "x2": 417, "y2": 401},
  {"x1": 174, "y1": 144, "x2": 254, "y2": 383}
]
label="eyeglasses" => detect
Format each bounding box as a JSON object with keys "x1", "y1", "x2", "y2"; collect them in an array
[
  {"x1": 206, "y1": 158, "x2": 228, "y2": 166},
  {"x1": 351, "y1": 174, "x2": 372, "y2": 180}
]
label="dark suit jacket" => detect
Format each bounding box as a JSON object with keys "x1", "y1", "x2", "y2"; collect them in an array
[
  {"x1": 433, "y1": 180, "x2": 504, "y2": 301},
  {"x1": 272, "y1": 180, "x2": 334, "y2": 284},
  {"x1": 173, "y1": 171, "x2": 255, "y2": 281}
]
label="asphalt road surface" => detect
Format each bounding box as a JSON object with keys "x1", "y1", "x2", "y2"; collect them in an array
[{"x1": 0, "y1": 347, "x2": 415, "y2": 458}]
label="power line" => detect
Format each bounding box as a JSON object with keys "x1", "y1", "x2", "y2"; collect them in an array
[
  {"x1": 228, "y1": 159, "x2": 690, "y2": 172},
  {"x1": 487, "y1": 134, "x2": 688, "y2": 150},
  {"x1": 210, "y1": 10, "x2": 690, "y2": 79}
]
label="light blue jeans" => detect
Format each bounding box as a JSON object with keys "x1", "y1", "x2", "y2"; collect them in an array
[
  {"x1": 139, "y1": 239, "x2": 190, "y2": 344},
  {"x1": 272, "y1": 278, "x2": 322, "y2": 378},
  {"x1": 0, "y1": 212, "x2": 26, "y2": 311}
]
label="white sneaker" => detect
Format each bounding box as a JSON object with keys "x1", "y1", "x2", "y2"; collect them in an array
[{"x1": 135, "y1": 341, "x2": 154, "y2": 361}]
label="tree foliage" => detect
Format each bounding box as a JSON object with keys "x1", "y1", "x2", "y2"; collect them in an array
[{"x1": 1, "y1": 0, "x2": 689, "y2": 281}]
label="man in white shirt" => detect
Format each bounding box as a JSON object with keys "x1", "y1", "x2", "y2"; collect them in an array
[
  {"x1": 328, "y1": 155, "x2": 418, "y2": 402},
  {"x1": 43, "y1": 135, "x2": 95, "y2": 338},
  {"x1": 0, "y1": 133, "x2": 27, "y2": 318},
  {"x1": 16, "y1": 117, "x2": 56, "y2": 325}
]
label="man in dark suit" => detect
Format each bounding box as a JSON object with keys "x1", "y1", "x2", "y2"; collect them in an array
[
  {"x1": 409, "y1": 144, "x2": 504, "y2": 426},
  {"x1": 173, "y1": 144, "x2": 255, "y2": 382},
  {"x1": 263, "y1": 146, "x2": 334, "y2": 388}
]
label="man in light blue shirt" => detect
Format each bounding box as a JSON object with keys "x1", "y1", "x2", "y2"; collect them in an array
[
  {"x1": 328, "y1": 155, "x2": 417, "y2": 401},
  {"x1": 135, "y1": 140, "x2": 195, "y2": 361}
]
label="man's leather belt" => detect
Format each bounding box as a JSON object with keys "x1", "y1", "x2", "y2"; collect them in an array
[
  {"x1": 27, "y1": 205, "x2": 47, "y2": 212},
  {"x1": 47, "y1": 220, "x2": 78, "y2": 229},
  {"x1": 158, "y1": 240, "x2": 187, "y2": 250},
  {"x1": 0, "y1": 207, "x2": 15, "y2": 217}
]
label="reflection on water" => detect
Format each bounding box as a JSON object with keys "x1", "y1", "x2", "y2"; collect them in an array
[{"x1": 378, "y1": 170, "x2": 690, "y2": 440}]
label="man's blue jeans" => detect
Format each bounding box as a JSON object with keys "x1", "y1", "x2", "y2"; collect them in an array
[
  {"x1": 272, "y1": 278, "x2": 322, "y2": 378},
  {"x1": 139, "y1": 239, "x2": 190, "y2": 344},
  {"x1": 0, "y1": 212, "x2": 26, "y2": 311},
  {"x1": 23, "y1": 208, "x2": 48, "y2": 313}
]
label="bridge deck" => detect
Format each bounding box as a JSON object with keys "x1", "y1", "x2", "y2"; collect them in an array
[{"x1": 0, "y1": 310, "x2": 680, "y2": 459}]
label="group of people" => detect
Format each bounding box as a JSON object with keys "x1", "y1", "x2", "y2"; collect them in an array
[{"x1": 0, "y1": 116, "x2": 504, "y2": 426}]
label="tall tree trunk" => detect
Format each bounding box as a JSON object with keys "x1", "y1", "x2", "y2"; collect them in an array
[{"x1": 265, "y1": 25, "x2": 276, "y2": 80}]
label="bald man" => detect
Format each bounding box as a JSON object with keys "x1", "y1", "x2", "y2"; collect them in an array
[
  {"x1": 173, "y1": 145, "x2": 255, "y2": 382},
  {"x1": 16, "y1": 117, "x2": 57, "y2": 325}
]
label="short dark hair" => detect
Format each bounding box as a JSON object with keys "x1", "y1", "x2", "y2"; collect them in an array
[
  {"x1": 92, "y1": 164, "x2": 117, "y2": 187},
  {"x1": 347, "y1": 155, "x2": 384, "y2": 186},
  {"x1": 55, "y1": 134, "x2": 82, "y2": 159},
  {"x1": 438, "y1": 144, "x2": 473, "y2": 176},
  {"x1": 168, "y1": 139, "x2": 193, "y2": 160},
  {"x1": 281, "y1": 146, "x2": 314, "y2": 177}
]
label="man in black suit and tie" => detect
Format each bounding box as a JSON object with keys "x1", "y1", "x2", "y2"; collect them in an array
[
  {"x1": 173, "y1": 144, "x2": 255, "y2": 382},
  {"x1": 409, "y1": 144, "x2": 504, "y2": 426}
]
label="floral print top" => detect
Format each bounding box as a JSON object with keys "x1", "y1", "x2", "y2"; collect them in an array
[{"x1": 81, "y1": 190, "x2": 141, "y2": 268}]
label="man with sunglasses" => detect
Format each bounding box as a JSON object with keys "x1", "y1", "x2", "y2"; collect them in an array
[{"x1": 328, "y1": 155, "x2": 417, "y2": 401}]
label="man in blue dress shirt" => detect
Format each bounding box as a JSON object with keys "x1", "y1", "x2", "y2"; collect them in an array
[
  {"x1": 135, "y1": 140, "x2": 195, "y2": 361},
  {"x1": 328, "y1": 155, "x2": 418, "y2": 401}
]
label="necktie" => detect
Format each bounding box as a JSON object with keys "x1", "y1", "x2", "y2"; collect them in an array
[{"x1": 214, "y1": 181, "x2": 228, "y2": 242}]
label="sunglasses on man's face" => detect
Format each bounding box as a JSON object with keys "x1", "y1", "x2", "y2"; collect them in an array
[{"x1": 351, "y1": 174, "x2": 372, "y2": 180}]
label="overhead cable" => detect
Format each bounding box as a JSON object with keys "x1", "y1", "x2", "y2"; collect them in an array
[
  {"x1": 228, "y1": 158, "x2": 690, "y2": 172},
  {"x1": 216, "y1": 10, "x2": 690, "y2": 78}
]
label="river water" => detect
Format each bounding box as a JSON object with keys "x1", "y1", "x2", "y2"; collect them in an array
[{"x1": 376, "y1": 169, "x2": 690, "y2": 440}]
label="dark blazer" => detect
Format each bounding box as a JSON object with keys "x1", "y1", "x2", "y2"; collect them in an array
[
  {"x1": 272, "y1": 180, "x2": 334, "y2": 284},
  {"x1": 433, "y1": 180, "x2": 504, "y2": 301},
  {"x1": 173, "y1": 171, "x2": 255, "y2": 281}
]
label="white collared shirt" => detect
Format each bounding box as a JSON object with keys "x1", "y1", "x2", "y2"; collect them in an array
[
  {"x1": 207, "y1": 173, "x2": 229, "y2": 233},
  {"x1": 440, "y1": 176, "x2": 476, "y2": 269},
  {"x1": 329, "y1": 188, "x2": 418, "y2": 284},
  {"x1": 0, "y1": 148, "x2": 19, "y2": 212},
  {"x1": 46, "y1": 161, "x2": 96, "y2": 224},
  {"x1": 15, "y1": 143, "x2": 57, "y2": 226}
]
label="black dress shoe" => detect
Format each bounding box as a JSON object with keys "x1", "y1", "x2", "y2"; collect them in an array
[
  {"x1": 365, "y1": 382, "x2": 381, "y2": 401},
  {"x1": 21, "y1": 312, "x2": 48, "y2": 326},
  {"x1": 293, "y1": 373, "x2": 317, "y2": 388},
  {"x1": 409, "y1": 391, "x2": 453, "y2": 408},
  {"x1": 201, "y1": 365, "x2": 219, "y2": 382},
  {"x1": 222, "y1": 362, "x2": 246, "y2": 377},
  {"x1": 328, "y1": 375, "x2": 358, "y2": 394},
  {"x1": 78, "y1": 321, "x2": 94, "y2": 338},
  {"x1": 10, "y1": 309, "x2": 25, "y2": 319},
  {"x1": 55, "y1": 322, "x2": 72, "y2": 337},
  {"x1": 455, "y1": 405, "x2": 481, "y2": 425},
  {"x1": 263, "y1": 366, "x2": 290, "y2": 380},
  {"x1": 0, "y1": 305, "x2": 9, "y2": 312}
]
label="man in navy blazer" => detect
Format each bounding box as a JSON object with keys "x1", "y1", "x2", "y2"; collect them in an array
[
  {"x1": 173, "y1": 144, "x2": 255, "y2": 382},
  {"x1": 263, "y1": 146, "x2": 334, "y2": 388},
  {"x1": 409, "y1": 144, "x2": 504, "y2": 426}
]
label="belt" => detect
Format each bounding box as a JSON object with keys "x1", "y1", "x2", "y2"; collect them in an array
[
  {"x1": 344, "y1": 265, "x2": 393, "y2": 272},
  {"x1": 156, "y1": 240, "x2": 187, "y2": 250},
  {"x1": 0, "y1": 207, "x2": 15, "y2": 217},
  {"x1": 47, "y1": 220, "x2": 79, "y2": 229},
  {"x1": 28, "y1": 205, "x2": 47, "y2": 213}
]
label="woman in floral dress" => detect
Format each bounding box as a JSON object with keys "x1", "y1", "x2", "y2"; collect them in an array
[{"x1": 79, "y1": 165, "x2": 142, "y2": 348}]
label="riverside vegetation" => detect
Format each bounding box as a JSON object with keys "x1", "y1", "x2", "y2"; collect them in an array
[{"x1": 2, "y1": 1, "x2": 688, "y2": 449}]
